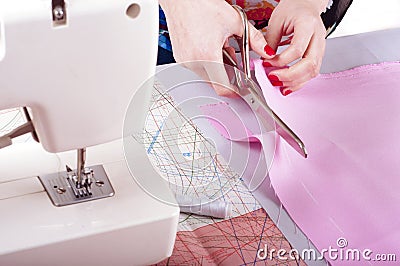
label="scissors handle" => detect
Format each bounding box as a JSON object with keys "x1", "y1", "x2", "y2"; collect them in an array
[{"x1": 231, "y1": 5, "x2": 251, "y2": 79}]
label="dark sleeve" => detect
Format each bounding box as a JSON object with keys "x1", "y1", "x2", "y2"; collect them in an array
[{"x1": 321, "y1": 0, "x2": 354, "y2": 36}]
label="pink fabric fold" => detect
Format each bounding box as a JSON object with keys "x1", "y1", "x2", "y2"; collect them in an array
[{"x1": 202, "y1": 60, "x2": 400, "y2": 264}]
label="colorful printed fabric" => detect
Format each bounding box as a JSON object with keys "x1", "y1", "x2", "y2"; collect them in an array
[
  {"x1": 227, "y1": 0, "x2": 280, "y2": 30},
  {"x1": 158, "y1": 5, "x2": 172, "y2": 51},
  {"x1": 158, "y1": 0, "x2": 280, "y2": 52}
]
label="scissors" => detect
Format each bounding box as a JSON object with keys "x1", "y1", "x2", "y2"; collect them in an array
[{"x1": 223, "y1": 5, "x2": 308, "y2": 158}]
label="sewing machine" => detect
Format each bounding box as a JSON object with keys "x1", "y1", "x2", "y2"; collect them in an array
[{"x1": 0, "y1": 0, "x2": 179, "y2": 265}]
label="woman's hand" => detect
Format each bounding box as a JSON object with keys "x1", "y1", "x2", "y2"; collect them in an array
[
  {"x1": 159, "y1": 0, "x2": 276, "y2": 97},
  {"x1": 263, "y1": 0, "x2": 328, "y2": 96}
]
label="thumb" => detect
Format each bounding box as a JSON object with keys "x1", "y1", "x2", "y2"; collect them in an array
[
  {"x1": 265, "y1": 15, "x2": 284, "y2": 51},
  {"x1": 248, "y1": 23, "x2": 276, "y2": 58}
]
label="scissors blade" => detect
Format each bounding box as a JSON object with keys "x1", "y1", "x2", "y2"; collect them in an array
[
  {"x1": 223, "y1": 5, "x2": 307, "y2": 158},
  {"x1": 238, "y1": 75, "x2": 308, "y2": 158}
]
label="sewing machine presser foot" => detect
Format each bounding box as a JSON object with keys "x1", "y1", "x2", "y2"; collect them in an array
[{"x1": 38, "y1": 149, "x2": 115, "y2": 207}]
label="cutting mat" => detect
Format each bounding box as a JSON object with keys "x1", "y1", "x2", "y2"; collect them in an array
[{"x1": 138, "y1": 83, "x2": 304, "y2": 265}]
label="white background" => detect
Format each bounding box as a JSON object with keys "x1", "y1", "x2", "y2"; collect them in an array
[{"x1": 330, "y1": 0, "x2": 400, "y2": 38}]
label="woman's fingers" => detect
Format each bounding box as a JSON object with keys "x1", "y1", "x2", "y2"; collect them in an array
[
  {"x1": 268, "y1": 22, "x2": 315, "y2": 67},
  {"x1": 264, "y1": 12, "x2": 283, "y2": 52},
  {"x1": 203, "y1": 58, "x2": 239, "y2": 97},
  {"x1": 248, "y1": 23, "x2": 276, "y2": 58},
  {"x1": 222, "y1": 45, "x2": 238, "y2": 66},
  {"x1": 277, "y1": 35, "x2": 293, "y2": 47},
  {"x1": 268, "y1": 28, "x2": 326, "y2": 93},
  {"x1": 182, "y1": 58, "x2": 238, "y2": 98},
  {"x1": 160, "y1": 1, "x2": 265, "y2": 97},
  {"x1": 261, "y1": 0, "x2": 328, "y2": 94},
  {"x1": 182, "y1": 61, "x2": 212, "y2": 84}
]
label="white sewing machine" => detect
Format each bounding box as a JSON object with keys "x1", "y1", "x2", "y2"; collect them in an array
[{"x1": 0, "y1": 0, "x2": 179, "y2": 265}]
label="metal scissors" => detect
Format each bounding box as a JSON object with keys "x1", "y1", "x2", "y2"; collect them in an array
[{"x1": 223, "y1": 5, "x2": 308, "y2": 158}]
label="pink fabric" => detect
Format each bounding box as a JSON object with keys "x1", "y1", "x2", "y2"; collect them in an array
[
  {"x1": 201, "y1": 60, "x2": 400, "y2": 264},
  {"x1": 204, "y1": 102, "x2": 261, "y2": 143}
]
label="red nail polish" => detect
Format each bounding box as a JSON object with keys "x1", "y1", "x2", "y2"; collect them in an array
[
  {"x1": 262, "y1": 61, "x2": 272, "y2": 67},
  {"x1": 282, "y1": 89, "x2": 293, "y2": 96},
  {"x1": 264, "y1": 45, "x2": 276, "y2": 56},
  {"x1": 268, "y1": 74, "x2": 280, "y2": 82},
  {"x1": 271, "y1": 80, "x2": 283, "y2": 87}
]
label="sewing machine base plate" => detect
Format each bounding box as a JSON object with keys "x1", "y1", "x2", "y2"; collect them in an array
[{"x1": 38, "y1": 165, "x2": 114, "y2": 207}]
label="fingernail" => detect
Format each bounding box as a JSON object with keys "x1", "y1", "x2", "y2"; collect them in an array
[
  {"x1": 264, "y1": 45, "x2": 275, "y2": 56},
  {"x1": 271, "y1": 80, "x2": 283, "y2": 87},
  {"x1": 281, "y1": 89, "x2": 293, "y2": 96},
  {"x1": 262, "y1": 61, "x2": 272, "y2": 67},
  {"x1": 268, "y1": 74, "x2": 280, "y2": 82}
]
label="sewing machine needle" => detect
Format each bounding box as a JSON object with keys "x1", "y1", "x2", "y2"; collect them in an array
[{"x1": 77, "y1": 148, "x2": 86, "y2": 188}]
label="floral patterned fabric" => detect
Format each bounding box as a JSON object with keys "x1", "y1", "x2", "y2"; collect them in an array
[{"x1": 227, "y1": 0, "x2": 280, "y2": 29}]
